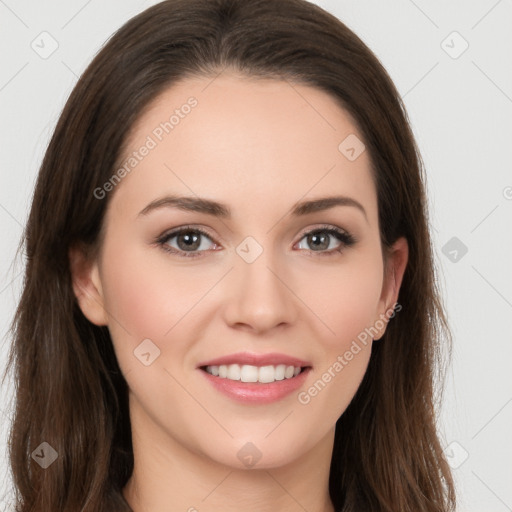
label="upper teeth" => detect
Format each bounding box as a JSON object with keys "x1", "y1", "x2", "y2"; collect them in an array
[{"x1": 205, "y1": 364, "x2": 302, "y2": 383}]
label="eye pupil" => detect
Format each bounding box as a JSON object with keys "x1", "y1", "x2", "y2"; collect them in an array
[
  {"x1": 178, "y1": 231, "x2": 201, "y2": 250},
  {"x1": 308, "y1": 232, "x2": 329, "y2": 251}
]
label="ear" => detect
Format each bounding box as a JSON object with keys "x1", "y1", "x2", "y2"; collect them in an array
[
  {"x1": 373, "y1": 236, "x2": 408, "y2": 340},
  {"x1": 69, "y1": 243, "x2": 108, "y2": 326}
]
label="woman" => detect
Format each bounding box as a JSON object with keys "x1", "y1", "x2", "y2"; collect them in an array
[{"x1": 4, "y1": 0, "x2": 456, "y2": 510}]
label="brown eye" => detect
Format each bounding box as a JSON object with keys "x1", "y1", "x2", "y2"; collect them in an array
[
  {"x1": 174, "y1": 231, "x2": 202, "y2": 251},
  {"x1": 305, "y1": 231, "x2": 331, "y2": 251},
  {"x1": 295, "y1": 226, "x2": 356, "y2": 255},
  {"x1": 158, "y1": 227, "x2": 219, "y2": 258}
]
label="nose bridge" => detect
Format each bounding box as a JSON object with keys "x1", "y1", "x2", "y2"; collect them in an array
[{"x1": 224, "y1": 236, "x2": 297, "y2": 331}]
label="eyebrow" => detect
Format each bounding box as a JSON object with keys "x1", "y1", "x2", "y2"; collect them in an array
[{"x1": 138, "y1": 194, "x2": 368, "y2": 222}]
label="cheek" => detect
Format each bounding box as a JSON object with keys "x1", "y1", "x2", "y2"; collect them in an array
[
  {"x1": 301, "y1": 253, "x2": 382, "y2": 421},
  {"x1": 100, "y1": 249, "x2": 172, "y2": 339},
  {"x1": 296, "y1": 259, "x2": 379, "y2": 422},
  {"x1": 98, "y1": 240, "x2": 221, "y2": 358},
  {"x1": 294, "y1": 253, "x2": 384, "y2": 352}
]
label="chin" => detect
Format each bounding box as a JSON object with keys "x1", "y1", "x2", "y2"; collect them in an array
[{"x1": 200, "y1": 435, "x2": 310, "y2": 471}]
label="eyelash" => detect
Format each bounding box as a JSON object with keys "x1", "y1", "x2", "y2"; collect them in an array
[{"x1": 155, "y1": 224, "x2": 357, "y2": 259}]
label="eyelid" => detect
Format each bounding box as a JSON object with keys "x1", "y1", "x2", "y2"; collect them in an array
[
  {"x1": 295, "y1": 223, "x2": 350, "y2": 239},
  {"x1": 156, "y1": 224, "x2": 217, "y2": 240}
]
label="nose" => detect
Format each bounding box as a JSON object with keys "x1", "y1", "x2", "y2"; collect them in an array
[{"x1": 222, "y1": 247, "x2": 298, "y2": 334}]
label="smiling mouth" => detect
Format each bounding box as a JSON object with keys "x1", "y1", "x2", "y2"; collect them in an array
[{"x1": 200, "y1": 363, "x2": 310, "y2": 384}]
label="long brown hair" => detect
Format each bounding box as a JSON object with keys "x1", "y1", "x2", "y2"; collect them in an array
[{"x1": 3, "y1": 0, "x2": 456, "y2": 510}]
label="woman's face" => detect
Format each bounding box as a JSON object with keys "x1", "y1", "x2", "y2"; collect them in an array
[{"x1": 72, "y1": 72, "x2": 407, "y2": 470}]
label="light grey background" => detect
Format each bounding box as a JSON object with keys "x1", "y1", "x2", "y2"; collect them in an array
[{"x1": 1, "y1": 1, "x2": 511, "y2": 510}]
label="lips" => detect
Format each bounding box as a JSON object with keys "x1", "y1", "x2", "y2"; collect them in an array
[
  {"x1": 197, "y1": 351, "x2": 312, "y2": 403},
  {"x1": 196, "y1": 351, "x2": 312, "y2": 369},
  {"x1": 199, "y1": 365, "x2": 311, "y2": 404}
]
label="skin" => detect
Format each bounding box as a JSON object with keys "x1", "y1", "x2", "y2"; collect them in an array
[{"x1": 70, "y1": 71, "x2": 408, "y2": 512}]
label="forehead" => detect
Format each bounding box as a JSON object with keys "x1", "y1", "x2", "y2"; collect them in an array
[{"x1": 108, "y1": 73, "x2": 377, "y2": 223}]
